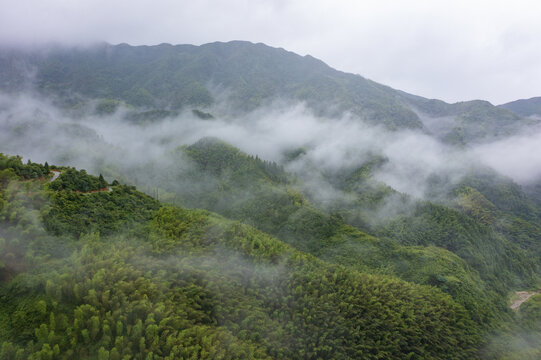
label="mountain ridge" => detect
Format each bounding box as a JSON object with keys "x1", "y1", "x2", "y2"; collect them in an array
[
  {"x1": 2, "y1": 40, "x2": 536, "y2": 141},
  {"x1": 500, "y1": 96, "x2": 541, "y2": 118},
  {"x1": 0, "y1": 153, "x2": 484, "y2": 359},
  {"x1": 2, "y1": 40, "x2": 541, "y2": 358}
]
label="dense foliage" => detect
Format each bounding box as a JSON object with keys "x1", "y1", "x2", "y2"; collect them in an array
[
  {"x1": 49, "y1": 168, "x2": 109, "y2": 192},
  {"x1": 0, "y1": 158, "x2": 489, "y2": 359},
  {"x1": 43, "y1": 184, "x2": 160, "y2": 238},
  {"x1": 3, "y1": 41, "x2": 533, "y2": 137},
  {"x1": 153, "y1": 139, "x2": 537, "y2": 332},
  {"x1": 0, "y1": 154, "x2": 49, "y2": 181},
  {"x1": 1, "y1": 41, "x2": 541, "y2": 359}
]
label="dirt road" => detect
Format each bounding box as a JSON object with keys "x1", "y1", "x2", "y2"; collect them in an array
[
  {"x1": 510, "y1": 290, "x2": 541, "y2": 310},
  {"x1": 50, "y1": 170, "x2": 61, "y2": 182}
]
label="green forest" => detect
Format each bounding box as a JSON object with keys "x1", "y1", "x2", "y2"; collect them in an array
[
  {"x1": 1, "y1": 146, "x2": 541, "y2": 360},
  {"x1": 1, "y1": 41, "x2": 541, "y2": 359}
]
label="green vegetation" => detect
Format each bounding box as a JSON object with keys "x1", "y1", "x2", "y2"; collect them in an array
[
  {"x1": 0, "y1": 42, "x2": 429, "y2": 129},
  {"x1": 520, "y1": 294, "x2": 541, "y2": 331},
  {"x1": 0, "y1": 157, "x2": 486, "y2": 359},
  {"x1": 148, "y1": 139, "x2": 524, "y2": 332},
  {"x1": 399, "y1": 95, "x2": 535, "y2": 143},
  {"x1": 481, "y1": 294, "x2": 541, "y2": 360},
  {"x1": 3, "y1": 41, "x2": 535, "y2": 139},
  {"x1": 49, "y1": 168, "x2": 109, "y2": 192},
  {"x1": 94, "y1": 99, "x2": 124, "y2": 115},
  {"x1": 43, "y1": 183, "x2": 159, "y2": 238},
  {"x1": 0, "y1": 154, "x2": 49, "y2": 181},
  {"x1": 1, "y1": 133, "x2": 540, "y2": 358},
  {"x1": 182, "y1": 138, "x2": 287, "y2": 185},
  {"x1": 377, "y1": 202, "x2": 537, "y2": 292},
  {"x1": 1, "y1": 41, "x2": 541, "y2": 358}
]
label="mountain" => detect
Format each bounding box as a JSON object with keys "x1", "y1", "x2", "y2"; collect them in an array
[
  {"x1": 0, "y1": 155, "x2": 485, "y2": 359},
  {"x1": 398, "y1": 93, "x2": 535, "y2": 144},
  {"x1": 1, "y1": 41, "x2": 535, "y2": 142},
  {"x1": 500, "y1": 96, "x2": 541, "y2": 118},
  {"x1": 2, "y1": 40, "x2": 541, "y2": 358},
  {"x1": 1, "y1": 150, "x2": 539, "y2": 359}
]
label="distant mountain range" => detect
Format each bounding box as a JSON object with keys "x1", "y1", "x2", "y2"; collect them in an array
[
  {"x1": 2, "y1": 40, "x2": 541, "y2": 359},
  {"x1": 1, "y1": 41, "x2": 538, "y2": 144},
  {"x1": 500, "y1": 96, "x2": 541, "y2": 118}
]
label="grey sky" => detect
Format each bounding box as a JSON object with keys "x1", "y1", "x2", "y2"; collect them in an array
[{"x1": 1, "y1": 0, "x2": 540, "y2": 104}]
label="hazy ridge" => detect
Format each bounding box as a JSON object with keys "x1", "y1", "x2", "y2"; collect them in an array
[{"x1": 1, "y1": 41, "x2": 541, "y2": 359}]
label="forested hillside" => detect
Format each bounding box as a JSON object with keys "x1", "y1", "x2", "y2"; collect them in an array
[
  {"x1": 1, "y1": 41, "x2": 536, "y2": 141},
  {"x1": 1, "y1": 149, "x2": 540, "y2": 358},
  {"x1": 0, "y1": 154, "x2": 492, "y2": 359},
  {"x1": 153, "y1": 138, "x2": 539, "y2": 329},
  {"x1": 1, "y1": 40, "x2": 541, "y2": 359}
]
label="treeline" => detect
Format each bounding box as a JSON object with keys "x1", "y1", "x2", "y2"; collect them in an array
[
  {"x1": 43, "y1": 184, "x2": 160, "y2": 238},
  {"x1": 49, "y1": 168, "x2": 109, "y2": 192},
  {"x1": 0, "y1": 153, "x2": 50, "y2": 181},
  {"x1": 182, "y1": 137, "x2": 288, "y2": 185}
]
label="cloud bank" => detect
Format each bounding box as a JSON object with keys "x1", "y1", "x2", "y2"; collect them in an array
[{"x1": 3, "y1": 92, "x2": 540, "y2": 207}]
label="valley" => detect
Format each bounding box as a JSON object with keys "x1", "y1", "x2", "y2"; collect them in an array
[{"x1": 1, "y1": 41, "x2": 541, "y2": 359}]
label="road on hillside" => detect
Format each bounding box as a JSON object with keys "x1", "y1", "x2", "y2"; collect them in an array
[
  {"x1": 50, "y1": 170, "x2": 61, "y2": 182},
  {"x1": 510, "y1": 290, "x2": 541, "y2": 310}
]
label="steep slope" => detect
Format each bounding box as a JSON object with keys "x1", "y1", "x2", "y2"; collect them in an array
[
  {"x1": 0, "y1": 155, "x2": 483, "y2": 359},
  {"x1": 149, "y1": 139, "x2": 522, "y2": 328},
  {"x1": 0, "y1": 42, "x2": 422, "y2": 129},
  {"x1": 2, "y1": 41, "x2": 536, "y2": 140}
]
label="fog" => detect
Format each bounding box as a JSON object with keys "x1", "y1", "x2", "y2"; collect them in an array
[
  {"x1": 3, "y1": 90, "x2": 541, "y2": 359},
  {"x1": 1, "y1": 91, "x2": 541, "y2": 213},
  {"x1": 474, "y1": 129, "x2": 541, "y2": 184}
]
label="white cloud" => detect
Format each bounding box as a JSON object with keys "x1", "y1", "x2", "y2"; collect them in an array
[{"x1": 473, "y1": 127, "x2": 541, "y2": 184}]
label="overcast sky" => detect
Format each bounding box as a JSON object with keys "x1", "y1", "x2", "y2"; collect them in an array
[{"x1": 1, "y1": 0, "x2": 541, "y2": 104}]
